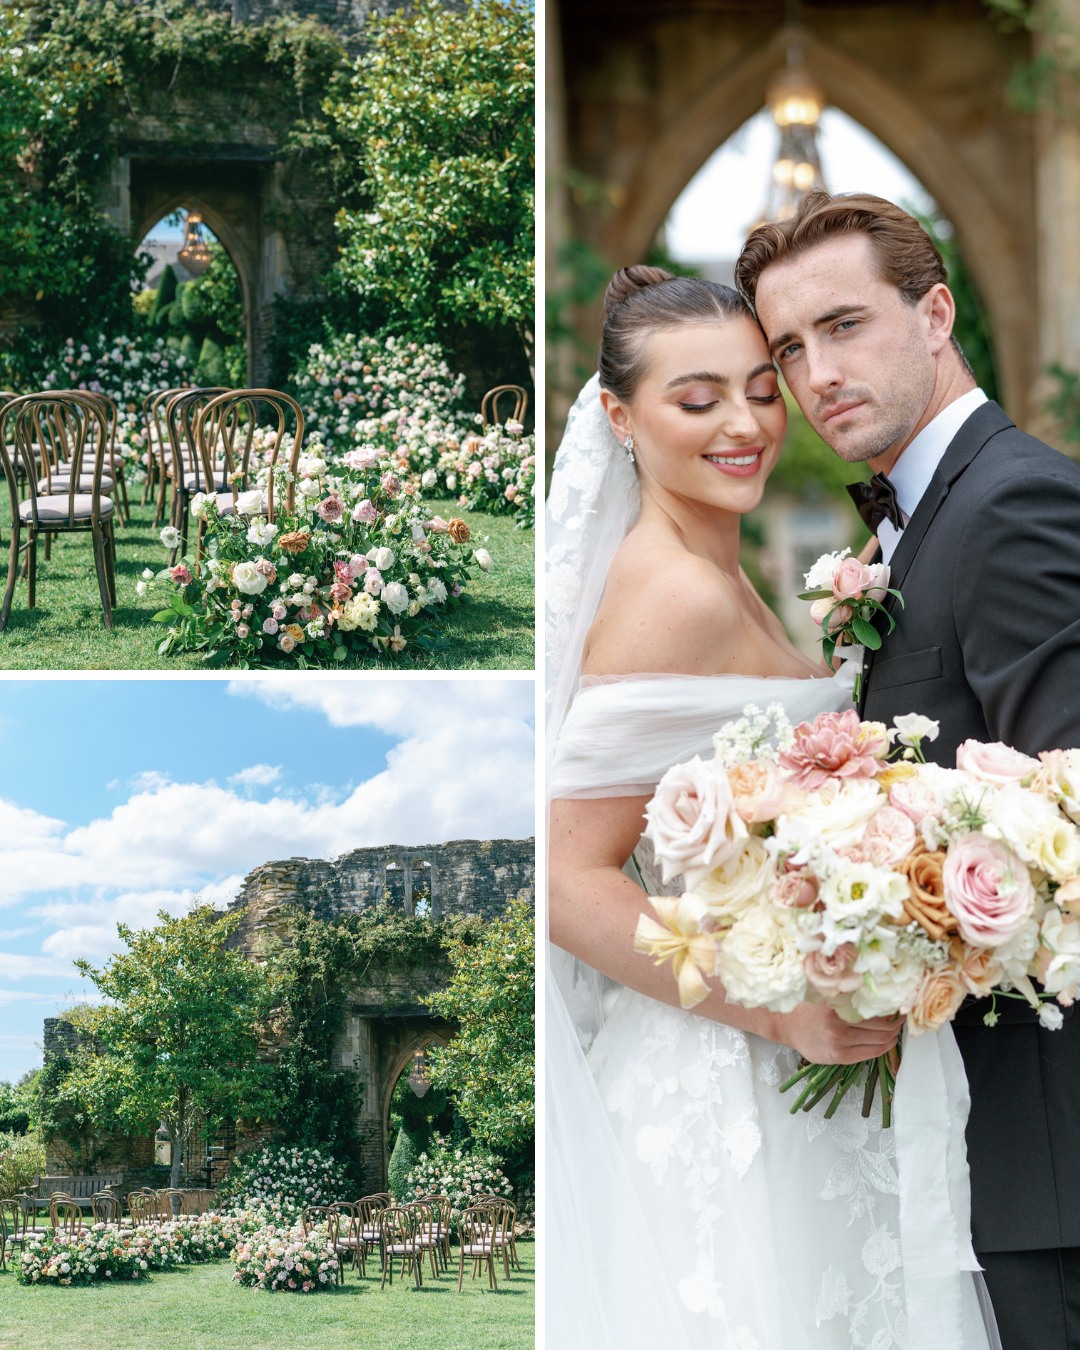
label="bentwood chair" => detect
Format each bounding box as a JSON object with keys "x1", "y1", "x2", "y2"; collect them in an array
[
  {"x1": 49, "y1": 1196, "x2": 86, "y2": 1238},
  {"x1": 0, "y1": 391, "x2": 117, "y2": 631},
  {"x1": 142, "y1": 386, "x2": 188, "y2": 523},
  {"x1": 329, "y1": 1201, "x2": 364, "y2": 1279},
  {"x1": 2, "y1": 1194, "x2": 32, "y2": 1268},
  {"x1": 420, "y1": 1193, "x2": 453, "y2": 1271},
  {"x1": 379, "y1": 1205, "x2": 424, "y2": 1289},
  {"x1": 408, "y1": 1198, "x2": 443, "y2": 1279},
  {"x1": 480, "y1": 383, "x2": 529, "y2": 428},
  {"x1": 479, "y1": 1196, "x2": 518, "y2": 1278},
  {"x1": 90, "y1": 1189, "x2": 123, "y2": 1227},
  {"x1": 127, "y1": 1190, "x2": 157, "y2": 1227},
  {"x1": 163, "y1": 386, "x2": 230, "y2": 562},
  {"x1": 41, "y1": 389, "x2": 130, "y2": 526},
  {"x1": 456, "y1": 1205, "x2": 498, "y2": 1292},
  {"x1": 191, "y1": 387, "x2": 306, "y2": 530}
]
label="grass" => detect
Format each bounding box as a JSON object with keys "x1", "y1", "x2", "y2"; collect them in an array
[
  {"x1": 0, "y1": 491, "x2": 535, "y2": 671},
  {"x1": 0, "y1": 1240, "x2": 534, "y2": 1349}
]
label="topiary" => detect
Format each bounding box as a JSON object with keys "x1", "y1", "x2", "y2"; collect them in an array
[{"x1": 387, "y1": 1126, "x2": 421, "y2": 1200}]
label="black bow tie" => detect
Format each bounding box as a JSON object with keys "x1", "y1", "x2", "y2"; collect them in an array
[{"x1": 846, "y1": 472, "x2": 903, "y2": 532}]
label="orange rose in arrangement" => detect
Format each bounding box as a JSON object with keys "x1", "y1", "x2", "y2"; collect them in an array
[
  {"x1": 448, "y1": 517, "x2": 471, "y2": 544},
  {"x1": 895, "y1": 848, "x2": 958, "y2": 941},
  {"x1": 279, "y1": 530, "x2": 311, "y2": 555},
  {"x1": 907, "y1": 966, "x2": 968, "y2": 1033}
]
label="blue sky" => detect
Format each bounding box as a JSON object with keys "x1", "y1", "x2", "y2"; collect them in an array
[{"x1": 0, "y1": 677, "x2": 535, "y2": 1083}]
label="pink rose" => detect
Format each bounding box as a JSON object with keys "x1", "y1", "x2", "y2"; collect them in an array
[
  {"x1": 315, "y1": 495, "x2": 344, "y2": 523},
  {"x1": 832, "y1": 557, "x2": 874, "y2": 603},
  {"x1": 809, "y1": 597, "x2": 832, "y2": 627},
  {"x1": 381, "y1": 472, "x2": 400, "y2": 494},
  {"x1": 778, "y1": 710, "x2": 890, "y2": 790},
  {"x1": 955, "y1": 740, "x2": 1040, "y2": 785},
  {"x1": 943, "y1": 832, "x2": 1036, "y2": 946},
  {"x1": 344, "y1": 446, "x2": 379, "y2": 470},
  {"x1": 347, "y1": 554, "x2": 369, "y2": 578},
  {"x1": 888, "y1": 775, "x2": 939, "y2": 825},
  {"x1": 329, "y1": 580, "x2": 352, "y2": 603},
  {"x1": 864, "y1": 562, "x2": 890, "y2": 602},
  {"x1": 271, "y1": 603, "x2": 287, "y2": 622},
  {"x1": 262, "y1": 617, "x2": 279, "y2": 635},
  {"x1": 170, "y1": 564, "x2": 192, "y2": 585},
  {"x1": 351, "y1": 500, "x2": 377, "y2": 524},
  {"x1": 236, "y1": 624, "x2": 249, "y2": 639},
  {"x1": 644, "y1": 756, "x2": 747, "y2": 883},
  {"x1": 426, "y1": 515, "x2": 450, "y2": 533},
  {"x1": 804, "y1": 943, "x2": 862, "y2": 995},
  {"x1": 774, "y1": 869, "x2": 819, "y2": 908},
  {"x1": 863, "y1": 804, "x2": 918, "y2": 867},
  {"x1": 728, "y1": 759, "x2": 786, "y2": 823},
  {"x1": 363, "y1": 568, "x2": 383, "y2": 596}
]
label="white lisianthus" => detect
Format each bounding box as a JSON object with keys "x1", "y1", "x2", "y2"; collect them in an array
[
  {"x1": 851, "y1": 942, "x2": 923, "y2": 1020},
  {"x1": 890, "y1": 713, "x2": 940, "y2": 748},
  {"x1": 802, "y1": 548, "x2": 850, "y2": 591},
  {"x1": 1038, "y1": 908, "x2": 1080, "y2": 998},
  {"x1": 232, "y1": 562, "x2": 269, "y2": 596},
  {"x1": 692, "y1": 836, "x2": 775, "y2": 926},
  {"x1": 371, "y1": 546, "x2": 395, "y2": 571},
  {"x1": 719, "y1": 907, "x2": 807, "y2": 1012},
  {"x1": 1034, "y1": 748, "x2": 1080, "y2": 824},
  {"x1": 987, "y1": 783, "x2": 1080, "y2": 881},
  {"x1": 382, "y1": 581, "x2": 409, "y2": 614},
  {"x1": 247, "y1": 520, "x2": 279, "y2": 548},
  {"x1": 335, "y1": 593, "x2": 380, "y2": 634},
  {"x1": 820, "y1": 860, "x2": 908, "y2": 927},
  {"x1": 160, "y1": 525, "x2": 180, "y2": 549}
]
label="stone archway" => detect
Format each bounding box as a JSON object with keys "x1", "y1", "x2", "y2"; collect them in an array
[{"x1": 551, "y1": 0, "x2": 1074, "y2": 441}]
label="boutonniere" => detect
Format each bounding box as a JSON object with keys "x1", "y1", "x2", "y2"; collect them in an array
[{"x1": 799, "y1": 549, "x2": 903, "y2": 701}]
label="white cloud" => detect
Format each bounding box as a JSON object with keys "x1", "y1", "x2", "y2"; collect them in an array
[
  {"x1": 228, "y1": 764, "x2": 282, "y2": 788},
  {"x1": 0, "y1": 951, "x2": 77, "y2": 981}
]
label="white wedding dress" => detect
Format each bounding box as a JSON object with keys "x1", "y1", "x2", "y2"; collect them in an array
[{"x1": 545, "y1": 379, "x2": 999, "y2": 1350}]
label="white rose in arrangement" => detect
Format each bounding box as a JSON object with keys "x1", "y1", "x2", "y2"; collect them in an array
[
  {"x1": 141, "y1": 567, "x2": 154, "y2": 581},
  {"x1": 371, "y1": 546, "x2": 396, "y2": 572},
  {"x1": 718, "y1": 907, "x2": 806, "y2": 1012},
  {"x1": 190, "y1": 491, "x2": 212, "y2": 520},
  {"x1": 232, "y1": 562, "x2": 269, "y2": 595},
  {"x1": 774, "y1": 777, "x2": 884, "y2": 857},
  {"x1": 644, "y1": 755, "x2": 747, "y2": 884},
  {"x1": 692, "y1": 836, "x2": 774, "y2": 925},
  {"x1": 236, "y1": 488, "x2": 266, "y2": 516},
  {"x1": 382, "y1": 582, "x2": 410, "y2": 614},
  {"x1": 474, "y1": 548, "x2": 493, "y2": 572},
  {"x1": 298, "y1": 478, "x2": 321, "y2": 498},
  {"x1": 427, "y1": 578, "x2": 447, "y2": 605},
  {"x1": 1038, "y1": 907, "x2": 1080, "y2": 999}
]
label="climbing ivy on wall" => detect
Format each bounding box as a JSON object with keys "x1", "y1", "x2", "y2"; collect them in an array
[{"x1": 0, "y1": 0, "x2": 350, "y2": 379}]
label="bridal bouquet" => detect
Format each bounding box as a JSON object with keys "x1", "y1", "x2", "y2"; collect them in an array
[{"x1": 634, "y1": 705, "x2": 1080, "y2": 1123}]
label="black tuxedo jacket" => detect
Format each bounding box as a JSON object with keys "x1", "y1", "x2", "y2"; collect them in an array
[{"x1": 860, "y1": 399, "x2": 1080, "y2": 1253}]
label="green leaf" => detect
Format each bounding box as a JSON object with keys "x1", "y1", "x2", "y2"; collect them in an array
[{"x1": 852, "y1": 617, "x2": 883, "y2": 649}]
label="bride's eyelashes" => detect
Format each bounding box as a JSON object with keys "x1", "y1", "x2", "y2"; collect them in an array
[{"x1": 677, "y1": 393, "x2": 780, "y2": 412}]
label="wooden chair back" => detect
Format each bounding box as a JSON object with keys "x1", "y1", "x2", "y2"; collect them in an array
[
  {"x1": 481, "y1": 383, "x2": 528, "y2": 427},
  {"x1": 0, "y1": 392, "x2": 110, "y2": 529},
  {"x1": 49, "y1": 1197, "x2": 83, "y2": 1236},
  {"x1": 192, "y1": 388, "x2": 305, "y2": 521},
  {"x1": 90, "y1": 1190, "x2": 122, "y2": 1226}
]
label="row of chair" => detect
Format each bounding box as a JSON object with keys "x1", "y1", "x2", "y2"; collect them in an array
[{"x1": 0, "y1": 386, "x2": 305, "y2": 632}]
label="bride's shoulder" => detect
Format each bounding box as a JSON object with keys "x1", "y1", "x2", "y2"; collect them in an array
[{"x1": 584, "y1": 532, "x2": 742, "y2": 676}]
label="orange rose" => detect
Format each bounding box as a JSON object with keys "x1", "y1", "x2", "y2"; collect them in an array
[
  {"x1": 907, "y1": 966, "x2": 967, "y2": 1033},
  {"x1": 947, "y1": 939, "x2": 1001, "y2": 997},
  {"x1": 895, "y1": 848, "x2": 958, "y2": 941},
  {"x1": 285, "y1": 623, "x2": 304, "y2": 642},
  {"x1": 278, "y1": 530, "x2": 311, "y2": 555},
  {"x1": 448, "y1": 517, "x2": 471, "y2": 544}
]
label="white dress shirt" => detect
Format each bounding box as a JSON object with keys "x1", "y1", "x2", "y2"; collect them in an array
[{"x1": 876, "y1": 387, "x2": 988, "y2": 563}]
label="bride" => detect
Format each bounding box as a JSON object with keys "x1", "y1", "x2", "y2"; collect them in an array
[{"x1": 545, "y1": 266, "x2": 998, "y2": 1349}]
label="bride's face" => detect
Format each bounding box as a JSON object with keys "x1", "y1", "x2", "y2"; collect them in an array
[{"x1": 604, "y1": 318, "x2": 786, "y2": 515}]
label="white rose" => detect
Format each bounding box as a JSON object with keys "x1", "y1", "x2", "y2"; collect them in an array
[
  {"x1": 988, "y1": 783, "x2": 1080, "y2": 881},
  {"x1": 644, "y1": 755, "x2": 747, "y2": 884},
  {"x1": 232, "y1": 562, "x2": 269, "y2": 595},
  {"x1": 774, "y1": 778, "x2": 884, "y2": 858},
  {"x1": 298, "y1": 478, "x2": 320, "y2": 498},
  {"x1": 474, "y1": 548, "x2": 493, "y2": 571},
  {"x1": 141, "y1": 568, "x2": 154, "y2": 580},
  {"x1": 382, "y1": 582, "x2": 409, "y2": 614},
  {"x1": 1038, "y1": 908, "x2": 1080, "y2": 999},
  {"x1": 427, "y1": 578, "x2": 447, "y2": 604},
  {"x1": 372, "y1": 546, "x2": 395, "y2": 571},
  {"x1": 135, "y1": 581, "x2": 147, "y2": 596},
  {"x1": 236, "y1": 488, "x2": 266, "y2": 515},
  {"x1": 718, "y1": 908, "x2": 807, "y2": 1012},
  {"x1": 691, "y1": 836, "x2": 774, "y2": 926},
  {"x1": 190, "y1": 491, "x2": 211, "y2": 520}
]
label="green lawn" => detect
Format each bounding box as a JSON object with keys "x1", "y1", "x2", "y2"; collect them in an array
[
  {"x1": 0, "y1": 1240, "x2": 534, "y2": 1349},
  {"x1": 0, "y1": 493, "x2": 535, "y2": 671}
]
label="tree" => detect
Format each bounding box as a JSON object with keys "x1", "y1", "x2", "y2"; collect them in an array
[
  {"x1": 66, "y1": 906, "x2": 276, "y2": 1189},
  {"x1": 424, "y1": 895, "x2": 534, "y2": 1154},
  {"x1": 329, "y1": 0, "x2": 535, "y2": 375}
]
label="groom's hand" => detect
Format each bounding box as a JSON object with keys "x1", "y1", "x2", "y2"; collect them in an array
[{"x1": 777, "y1": 1003, "x2": 903, "y2": 1065}]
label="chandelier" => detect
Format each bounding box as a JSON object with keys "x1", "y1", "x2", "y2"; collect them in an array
[
  {"x1": 408, "y1": 1046, "x2": 432, "y2": 1098},
  {"x1": 761, "y1": 31, "x2": 827, "y2": 223},
  {"x1": 177, "y1": 205, "x2": 213, "y2": 277}
]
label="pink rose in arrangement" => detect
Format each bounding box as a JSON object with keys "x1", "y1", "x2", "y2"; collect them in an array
[
  {"x1": 779, "y1": 710, "x2": 890, "y2": 791},
  {"x1": 343, "y1": 446, "x2": 379, "y2": 470},
  {"x1": 644, "y1": 756, "x2": 747, "y2": 883},
  {"x1": 728, "y1": 760, "x2": 786, "y2": 824},
  {"x1": 351, "y1": 499, "x2": 377, "y2": 524},
  {"x1": 774, "y1": 868, "x2": 819, "y2": 909},
  {"x1": 262, "y1": 617, "x2": 279, "y2": 635},
  {"x1": 955, "y1": 739, "x2": 1040, "y2": 785},
  {"x1": 863, "y1": 804, "x2": 918, "y2": 867},
  {"x1": 347, "y1": 554, "x2": 369, "y2": 578},
  {"x1": 380, "y1": 472, "x2": 400, "y2": 494},
  {"x1": 170, "y1": 564, "x2": 192, "y2": 584},
  {"x1": 329, "y1": 580, "x2": 352, "y2": 604},
  {"x1": 271, "y1": 602, "x2": 287, "y2": 622},
  {"x1": 830, "y1": 558, "x2": 871, "y2": 603},
  {"x1": 888, "y1": 775, "x2": 939, "y2": 825},
  {"x1": 943, "y1": 833, "x2": 1036, "y2": 946},
  {"x1": 315, "y1": 495, "x2": 344, "y2": 523},
  {"x1": 804, "y1": 943, "x2": 862, "y2": 995}
]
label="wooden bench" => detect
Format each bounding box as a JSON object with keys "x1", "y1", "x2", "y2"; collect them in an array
[{"x1": 23, "y1": 1174, "x2": 123, "y2": 1216}]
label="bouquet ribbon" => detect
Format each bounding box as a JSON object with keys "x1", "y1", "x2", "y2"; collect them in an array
[{"x1": 893, "y1": 1025, "x2": 980, "y2": 1348}]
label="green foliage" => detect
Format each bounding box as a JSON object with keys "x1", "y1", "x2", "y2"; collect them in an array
[
  {"x1": 1044, "y1": 363, "x2": 1080, "y2": 447},
  {"x1": 0, "y1": 1072, "x2": 36, "y2": 1134},
  {"x1": 387, "y1": 1124, "x2": 421, "y2": 1200},
  {"x1": 329, "y1": 0, "x2": 535, "y2": 368},
  {"x1": 62, "y1": 906, "x2": 277, "y2": 1189},
  {"x1": 424, "y1": 895, "x2": 534, "y2": 1154},
  {"x1": 0, "y1": 1129, "x2": 46, "y2": 1196}
]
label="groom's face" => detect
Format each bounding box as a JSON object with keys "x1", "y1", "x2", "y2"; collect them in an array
[{"x1": 752, "y1": 234, "x2": 937, "y2": 472}]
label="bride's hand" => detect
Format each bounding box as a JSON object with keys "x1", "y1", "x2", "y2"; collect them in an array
[{"x1": 776, "y1": 1002, "x2": 903, "y2": 1065}]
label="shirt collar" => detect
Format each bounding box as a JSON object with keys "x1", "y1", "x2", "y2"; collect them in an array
[{"x1": 876, "y1": 387, "x2": 987, "y2": 562}]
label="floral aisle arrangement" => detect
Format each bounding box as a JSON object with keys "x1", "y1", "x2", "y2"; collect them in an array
[
  {"x1": 437, "y1": 421, "x2": 536, "y2": 529},
  {"x1": 147, "y1": 442, "x2": 489, "y2": 667},
  {"x1": 17, "y1": 1214, "x2": 236, "y2": 1286},
  {"x1": 38, "y1": 332, "x2": 194, "y2": 483},
  {"x1": 634, "y1": 705, "x2": 1080, "y2": 1124},
  {"x1": 233, "y1": 1221, "x2": 340, "y2": 1293},
  {"x1": 292, "y1": 331, "x2": 469, "y2": 471},
  {"x1": 401, "y1": 1133, "x2": 513, "y2": 1224},
  {"x1": 215, "y1": 1144, "x2": 353, "y2": 1223}
]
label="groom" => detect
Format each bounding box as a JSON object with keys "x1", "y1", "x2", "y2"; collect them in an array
[{"x1": 736, "y1": 191, "x2": 1080, "y2": 1350}]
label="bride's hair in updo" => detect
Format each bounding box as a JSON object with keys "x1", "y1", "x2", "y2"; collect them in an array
[{"x1": 599, "y1": 265, "x2": 754, "y2": 402}]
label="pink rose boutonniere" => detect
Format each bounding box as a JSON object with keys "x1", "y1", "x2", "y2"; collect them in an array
[{"x1": 799, "y1": 548, "x2": 903, "y2": 700}]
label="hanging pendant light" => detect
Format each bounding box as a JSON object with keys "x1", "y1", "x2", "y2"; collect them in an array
[
  {"x1": 761, "y1": 26, "x2": 827, "y2": 224},
  {"x1": 177, "y1": 205, "x2": 212, "y2": 278}
]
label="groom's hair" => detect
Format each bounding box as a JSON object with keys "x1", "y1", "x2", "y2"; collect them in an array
[
  {"x1": 599, "y1": 265, "x2": 752, "y2": 401},
  {"x1": 733, "y1": 191, "x2": 947, "y2": 311}
]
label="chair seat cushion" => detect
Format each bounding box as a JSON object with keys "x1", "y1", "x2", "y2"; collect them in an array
[
  {"x1": 39, "y1": 475, "x2": 115, "y2": 493},
  {"x1": 20, "y1": 494, "x2": 115, "y2": 522},
  {"x1": 183, "y1": 471, "x2": 230, "y2": 491}
]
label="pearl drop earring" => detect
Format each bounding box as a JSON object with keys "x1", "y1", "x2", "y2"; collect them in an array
[{"x1": 623, "y1": 434, "x2": 635, "y2": 465}]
